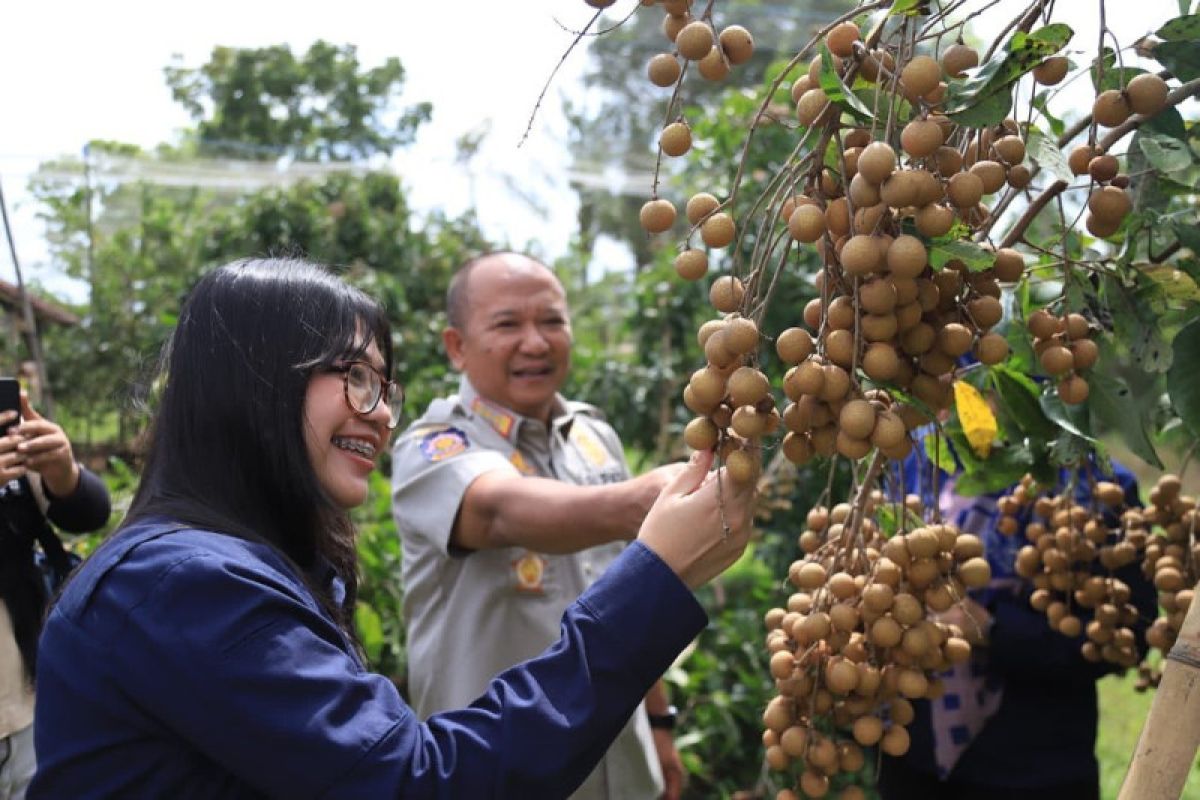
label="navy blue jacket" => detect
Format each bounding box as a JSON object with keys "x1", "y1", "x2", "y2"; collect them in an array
[{"x1": 30, "y1": 519, "x2": 705, "y2": 798}]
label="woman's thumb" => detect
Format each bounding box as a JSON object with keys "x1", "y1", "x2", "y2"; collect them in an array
[{"x1": 667, "y1": 448, "x2": 714, "y2": 497}]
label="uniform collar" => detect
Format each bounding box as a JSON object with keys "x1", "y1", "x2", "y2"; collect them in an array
[{"x1": 457, "y1": 376, "x2": 575, "y2": 444}]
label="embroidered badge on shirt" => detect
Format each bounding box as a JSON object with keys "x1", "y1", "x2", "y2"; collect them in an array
[
  {"x1": 419, "y1": 427, "x2": 469, "y2": 462},
  {"x1": 471, "y1": 397, "x2": 514, "y2": 438},
  {"x1": 513, "y1": 552, "x2": 547, "y2": 594},
  {"x1": 571, "y1": 427, "x2": 611, "y2": 467},
  {"x1": 509, "y1": 451, "x2": 537, "y2": 476}
]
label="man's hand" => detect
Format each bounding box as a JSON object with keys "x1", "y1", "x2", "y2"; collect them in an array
[
  {"x1": 14, "y1": 393, "x2": 79, "y2": 497},
  {"x1": 652, "y1": 728, "x2": 684, "y2": 800},
  {"x1": 0, "y1": 410, "x2": 26, "y2": 485}
]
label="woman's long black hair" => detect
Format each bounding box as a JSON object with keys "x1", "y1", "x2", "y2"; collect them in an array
[{"x1": 125, "y1": 257, "x2": 392, "y2": 632}]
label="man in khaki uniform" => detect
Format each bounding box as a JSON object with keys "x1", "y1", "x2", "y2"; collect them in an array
[{"x1": 392, "y1": 252, "x2": 686, "y2": 800}]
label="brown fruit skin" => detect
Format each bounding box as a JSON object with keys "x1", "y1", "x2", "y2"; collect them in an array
[
  {"x1": 659, "y1": 121, "x2": 692, "y2": 157},
  {"x1": 788, "y1": 204, "x2": 825, "y2": 243},
  {"x1": 947, "y1": 172, "x2": 984, "y2": 209},
  {"x1": 1059, "y1": 375, "x2": 1090, "y2": 405},
  {"x1": 648, "y1": 53, "x2": 683, "y2": 87},
  {"x1": 697, "y1": 46, "x2": 730, "y2": 81},
  {"x1": 1088, "y1": 154, "x2": 1120, "y2": 183},
  {"x1": 941, "y1": 44, "x2": 979, "y2": 78},
  {"x1": 674, "y1": 249, "x2": 708, "y2": 281},
  {"x1": 702, "y1": 213, "x2": 737, "y2": 248},
  {"x1": 1093, "y1": 89, "x2": 1132, "y2": 127},
  {"x1": 863, "y1": 342, "x2": 901, "y2": 381},
  {"x1": 1086, "y1": 213, "x2": 1121, "y2": 239},
  {"x1": 1071, "y1": 338, "x2": 1099, "y2": 370},
  {"x1": 1034, "y1": 56, "x2": 1069, "y2": 86},
  {"x1": 858, "y1": 142, "x2": 897, "y2": 185},
  {"x1": 1069, "y1": 145, "x2": 1098, "y2": 176},
  {"x1": 718, "y1": 25, "x2": 755, "y2": 65},
  {"x1": 827, "y1": 21, "x2": 861, "y2": 58},
  {"x1": 901, "y1": 55, "x2": 941, "y2": 97},
  {"x1": 992, "y1": 136, "x2": 1026, "y2": 166},
  {"x1": 975, "y1": 332, "x2": 1009, "y2": 365},
  {"x1": 684, "y1": 417, "x2": 719, "y2": 450},
  {"x1": 776, "y1": 327, "x2": 814, "y2": 364},
  {"x1": 916, "y1": 204, "x2": 955, "y2": 238},
  {"x1": 970, "y1": 160, "x2": 1007, "y2": 194},
  {"x1": 639, "y1": 198, "x2": 676, "y2": 233},
  {"x1": 1008, "y1": 164, "x2": 1032, "y2": 189},
  {"x1": 993, "y1": 248, "x2": 1024, "y2": 283},
  {"x1": 662, "y1": 13, "x2": 690, "y2": 43},
  {"x1": 686, "y1": 192, "x2": 721, "y2": 225},
  {"x1": 901, "y1": 119, "x2": 944, "y2": 158},
  {"x1": 796, "y1": 87, "x2": 830, "y2": 126},
  {"x1": 675, "y1": 20, "x2": 715, "y2": 61},
  {"x1": 1040, "y1": 345, "x2": 1075, "y2": 376},
  {"x1": 710, "y1": 276, "x2": 745, "y2": 312},
  {"x1": 1088, "y1": 186, "x2": 1132, "y2": 222},
  {"x1": 1126, "y1": 73, "x2": 1169, "y2": 116}
]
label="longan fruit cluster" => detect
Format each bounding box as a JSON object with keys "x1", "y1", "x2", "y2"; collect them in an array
[
  {"x1": 761, "y1": 499, "x2": 990, "y2": 796},
  {"x1": 1028, "y1": 309, "x2": 1097, "y2": 404},
  {"x1": 683, "y1": 304, "x2": 779, "y2": 485},
  {"x1": 1002, "y1": 476, "x2": 1142, "y2": 666},
  {"x1": 1139, "y1": 474, "x2": 1199, "y2": 659}
]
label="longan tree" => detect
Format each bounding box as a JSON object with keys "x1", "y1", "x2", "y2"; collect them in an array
[{"x1": 573, "y1": 0, "x2": 1200, "y2": 796}]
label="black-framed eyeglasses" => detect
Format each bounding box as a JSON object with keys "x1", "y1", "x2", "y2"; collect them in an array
[{"x1": 332, "y1": 362, "x2": 405, "y2": 429}]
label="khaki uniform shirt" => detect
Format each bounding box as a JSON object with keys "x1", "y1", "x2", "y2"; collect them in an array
[{"x1": 391, "y1": 377, "x2": 664, "y2": 800}]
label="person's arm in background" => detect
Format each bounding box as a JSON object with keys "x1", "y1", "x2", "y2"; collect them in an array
[
  {"x1": 644, "y1": 679, "x2": 684, "y2": 800},
  {"x1": 3, "y1": 394, "x2": 111, "y2": 533}
]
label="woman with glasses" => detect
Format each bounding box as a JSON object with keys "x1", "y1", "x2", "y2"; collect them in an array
[{"x1": 28, "y1": 258, "x2": 753, "y2": 798}]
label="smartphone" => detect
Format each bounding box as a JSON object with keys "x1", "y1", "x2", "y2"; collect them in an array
[{"x1": 0, "y1": 378, "x2": 20, "y2": 436}]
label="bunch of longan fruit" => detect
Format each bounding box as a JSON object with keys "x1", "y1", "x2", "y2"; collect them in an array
[
  {"x1": 1138, "y1": 474, "x2": 1198, "y2": 662},
  {"x1": 761, "y1": 498, "x2": 990, "y2": 798},
  {"x1": 1028, "y1": 309, "x2": 1098, "y2": 405},
  {"x1": 1001, "y1": 476, "x2": 1143, "y2": 666}
]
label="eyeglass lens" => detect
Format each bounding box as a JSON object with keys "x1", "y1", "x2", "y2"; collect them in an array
[{"x1": 346, "y1": 364, "x2": 403, "y2": 427}]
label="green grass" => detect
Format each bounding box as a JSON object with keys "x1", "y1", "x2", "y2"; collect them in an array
[{"x1": 1098, "y1": 670, "x2": 1200, "y2": 799}]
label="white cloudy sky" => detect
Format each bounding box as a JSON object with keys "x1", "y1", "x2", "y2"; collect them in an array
[{"x1": 0, "y1": 0, "x2": 1182, "y2": 301}]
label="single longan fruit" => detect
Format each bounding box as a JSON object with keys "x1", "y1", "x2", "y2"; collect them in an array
[
  {"x1": 947, "y1": 171, "x2": 984, "y2": 209},
  {"x1": 776, "y1": 327, "x2": 814, "y2": 364},
  {"x1": 676, "y1": 20, "x2": 715, "y2": 61},
  {"x1": 674, "y1": 249, "x2": 708, "y2": 281},
  {"x1": 887, "y1": 235, "x2": 928, "y2": 279},
  {"x1": 724, "y1": 316, "x2": 758, "y2": 354},
  {"x1": 975, "y1": 332, "x2": 1009, "y2": 365},
  {"x1": 880, "y1": 170, "x2": 922, "y2": 208},
  {"x1": 901, "y1": 119, "x2": 944, "y2": 158},
  {"x1": 702, "y1": 212, "x2": 737, "y2": 248},
  {"x1": 1126, "y1": 73, "x2": 1169, "y2": 116},
  {"x1": 970, "y1": 160, "x2": 1007, "y2": 194},
  {"x1": 684, "y1": 417, "x2": 719, "y2": 450},
  {"x1": 938, "y1": 323, "x2": 974, "y2": 357},
  {"x1": 916, "y1": 204, "x2": 955, "y2": 238},
  {"x1": 901, "y1": 55, "x2": 941, "y2": 97},
  {"x1": 825, "y1": 328, "x2": 856, "y2": 367},
  {"x1": 863, "y1": 342, "x2": 901, "y2": 381},
  {"x1": 660, "y1": 121, "x2": 692, "y2": 157},
  {"x1": 1040, "y1": 345, "x2": 1075, "y2": 376},
  {"x1": 935, "y1": 145, "x2": 964, "y2": 176},
  {"x1": 686, "y1": 192, "x2": 721, "y2": 225},
  {"x1": 858, "y1": 141, "x2": 897, "y2": 185},
  {"x1": 1008, "y1": 164, "x2": 1032, "y2": 189},
  {"x1": 1065, "y1": 312, "x2": 1090, "y2": 340},
  {"x1": 1086, "y1": 213, "x2": 1121, "y2": 239},
  {"x1": 648, "y1": 53, "x2": 683, "y2": 87},
  {"x1": 1088, "y1": 154, "x2": 1120, "y2": 183},
  {"x1": 841, "y1": 234, "x2": 882, "y2": 276},
  {"x1": 1093, "y1": 89, "x2": 1132, "y2": 127},
  {"x1": 992, "y1": 248, "x2": 1024, "y2": 282},
  {"x1": 1028, "y1": 308, "x2": 1061, "y2": 339},
  {"x1": 697, "y1": 46, "x2": 730, "y2": 81},
  {"x1": 1072, "y1": 338, "x2": 1099, "y2": 370},
  {"x1": 662, "y1": 13, "x2": 690, "y2": 43},
  {"x1": 1088, "y1": 186, "x2": 1132, "y2": 223},
  {"x1": 827, "y1": 21, "x2": 861, "y2": 58},
  {"x1": 849, "y1": 173, "x2": 881, "y2": 208},
  {"x1": 992, "y1": 135, "x2": 1026, "y2": 166},
  {"x1": 1069, "y1": 144, "x2": 1098, "y2": 176},
  {"x1": 788, "y1": 204, "x2": 825, "y2": 243},
  {"x1": 639, "y1": 198, "x2": 676, "y2": 233},
  {"x1": 1034, "y1": 56, "x2": 1069, "y2": 86},
  {"x1": 710, "y1": 275, "x2": 745, "y2": 312},
  {"x1": 860, "y1": 277, "x2": 898, "y2": 315},
  {"x1": 782, "y1": 432, "x2": 814, "y2": 465},
  {"x1": 941, "y1": 44, "x2": 979, "y2": 78},
  {"x1": 968, "y1": 295, "x2": 1004, "y2": 329},
  {"x1": 719, "y1": 24, "x2": 755, "y2": 65},
  {"x1": 725, "y1": 448, "x2": 760, "y2": 484},
  {"x1": 796, "y1": 87, "x2": 830, "y2": 126},
  {"x1": 840, "y1": 399, "x2": 877, "y2": 440}
]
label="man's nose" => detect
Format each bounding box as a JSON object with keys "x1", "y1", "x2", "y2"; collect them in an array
[{"x1": 518, "y1": 323, "x2": 551, "y2": 353}]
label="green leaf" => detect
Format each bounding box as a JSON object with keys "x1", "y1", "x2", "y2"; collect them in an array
[
  {"x1": 1158, "y1": 14, "x2": 1200, "y2": 40},
  {"x1": 944, "y1": 24, "x2": 1072, "y2": 123},
  {"x1": 354, "y1": 601, "x2": 384, "y2": 662},
  {"x1": 1088, "y1": 371, "x2": 1164, "y2": 469},
  {"x1": 955, "y1": 445, "x2": 1034, "y2": 496},
  {"x1": 923, "y1": 432, "x2": 958, "y2": 474},
  {"x1": 1154, "y1": 40, "x2": 1200, "y2": 82},
  {"x1": 928, "y1": 239, "x2": 994, "y2": 272},
  {"x1": 889, "y1": 0, "x2": 924, "y2": 15},
  {"x1": 1167, "y1": 317, "x2": 1200, "y2": 435},
  {"x1": 1032, "y1": 92, "x2": 1066, "y2": 138},
  {"x1": 877, "y1": 503, "x2": 924, "y2": 537},
  {"x1": 1139, "y1": 133, "x2": 1195, "y2": 173},
  {"x1": 1040, "y1": 390, "x2": 1096, "y2": 441},
  {"x1": 991, "y1": 366, "x2": 1058, "y2": 439},
  {"x1": 819, "y1": 44, "x2": 874, "y2": 122},
  {"x1": 946, "y1": 87, "x2": 1014, "y2": 128},
  {"x1": 1026, "y1": 125, "x2": 1074, "y2": 183},
  {"x1": 1138, "y1": 263, "x2": 1200, "y2": 304}
]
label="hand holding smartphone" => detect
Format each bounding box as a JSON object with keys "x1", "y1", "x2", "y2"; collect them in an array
[{"x1": 0, "y1": 378, "x2": 20, "y2": 437}]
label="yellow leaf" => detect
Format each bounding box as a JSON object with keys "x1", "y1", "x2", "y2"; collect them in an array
[{"x1": 954, "y1": 380, "x2": 998, "y2": 459}]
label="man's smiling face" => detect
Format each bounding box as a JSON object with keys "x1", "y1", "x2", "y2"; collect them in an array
[{"x1": 444, "y1": 254, "x2": 572, "y2": 423}]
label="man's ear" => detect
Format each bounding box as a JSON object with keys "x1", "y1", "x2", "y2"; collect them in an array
[{"x1": 443, "y1": 327, "x2": 467, "y2": 371}]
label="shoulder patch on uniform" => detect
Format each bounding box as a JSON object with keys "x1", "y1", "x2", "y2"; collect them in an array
[
  {"x1": 509, "y1": 451, "x2": 537, "y2": 476},
  {"x1": 419, "y1": 426, "x2": 470, "y2": 462},
  {"x1": 471, "y1": 397, "x2": 515, "y2": 437},
  {"x1": 571, "y1": 426, "x2": 612, "y2": 468}
]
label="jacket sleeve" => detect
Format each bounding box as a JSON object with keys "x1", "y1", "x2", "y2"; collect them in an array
[
  {"x1": 99, "y1": 540, "x2": 705, "y2": 799},
  {"x1": 43, "y1": 466, "x2": 111, "y2": 533}
]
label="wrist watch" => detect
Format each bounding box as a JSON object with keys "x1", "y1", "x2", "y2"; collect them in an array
[{"x1": 647, "y1": 705, "x2": 678, "y2": 730}]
